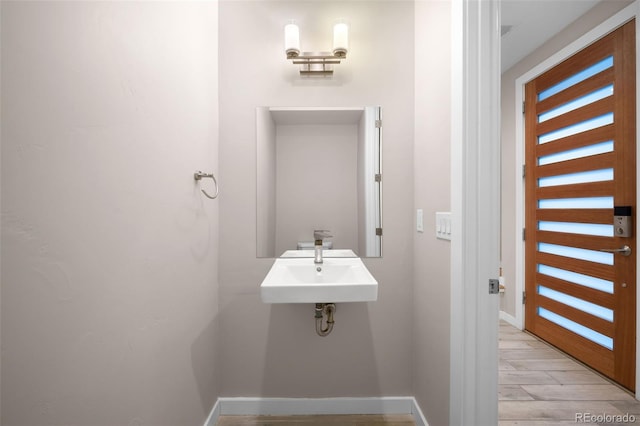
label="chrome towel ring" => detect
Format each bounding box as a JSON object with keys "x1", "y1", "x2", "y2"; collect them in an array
[{"x1": 194, "y1": 171, "x2": 219, "y2": 200}]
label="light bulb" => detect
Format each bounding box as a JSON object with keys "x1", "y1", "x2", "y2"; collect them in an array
[
  {"x1": 284, "y1": 22, "x2": 300, "y2": 58},
  {"x1": 333, "y1": 21, "x2": 349, "y2": 58}
]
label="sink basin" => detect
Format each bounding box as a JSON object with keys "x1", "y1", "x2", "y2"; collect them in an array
[
  {"x1": 279, "y1": 249, "x2": 357, "y2": 258},
  {"x1": 260, "y1": 257, "x2": 378, "y2": 303}
]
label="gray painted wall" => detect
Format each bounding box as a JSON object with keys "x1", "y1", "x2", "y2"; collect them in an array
[
  {"x1": 256, "y1": 108, "x2": 277, "y2": 258},
  {"x1": 1, "y1": 2, "x2": 220, "y2": 425},
  {"x1": 1, "y1": 1, "x2": 459, "y2": 425},
  {"x1": 218, "y1": 0, "x2": 415, "y2": 398},
  {"x1": 274, "y1": 124, "x2": 359, "y2": 256},
  {"x1": 413, "y1": 2, "x2": 452, "y2": 425}
]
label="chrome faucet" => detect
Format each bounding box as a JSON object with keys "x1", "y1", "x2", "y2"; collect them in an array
[{"x1": 313, "y1": 230, "x2": 333, "y2": 264}]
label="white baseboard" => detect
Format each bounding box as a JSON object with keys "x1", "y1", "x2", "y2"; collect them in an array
[
  {"x1": 499, "y1": 310, "x2": 520, "y2": 329},
  {"x1": 410, "y1": 397, "x2": 429, "y2": 426},
  {"x1": 204, "y1": 397, "x2": 428, "y2": 426},
  {"x1": 203, "y1": 398, "x2": 221, "y2": 426}
]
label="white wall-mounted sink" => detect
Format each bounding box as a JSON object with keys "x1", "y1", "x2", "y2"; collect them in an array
[{"x1": 260, "y1": 257, "x2": 378, "y2": 303}]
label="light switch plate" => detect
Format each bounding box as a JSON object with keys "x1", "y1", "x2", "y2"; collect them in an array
[{"x1": 436, "y1": 212, "x2": 452, "y2": 240}]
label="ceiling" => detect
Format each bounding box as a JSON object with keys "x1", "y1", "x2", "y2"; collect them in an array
[{"x1": 501, "y1": 0, "x2": 601, "y2": 72}]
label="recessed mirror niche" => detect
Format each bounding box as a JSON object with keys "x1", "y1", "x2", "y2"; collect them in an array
[{"x1": 256, "y1": 106, "x2": 382, "y2": 258}]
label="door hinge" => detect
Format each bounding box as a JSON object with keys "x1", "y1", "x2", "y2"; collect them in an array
[
  {"x1": 375, "y1": 173, "x2": 382, "y2": 182},
  {"x1": 522, "y1": 164, "x2": 526, "y2": 178},
  {"x1": 376, "y1": 227, "x2": 383, "y2": 236},
  {"x1": 522, "y1": 228, "x2": 526, "y2": 241},
  {"x1": 522, "y1": 291, "x2": 527, "y2": 304},
  {"x1": 375, "y1": 119, "x2": 382, "y2": 128},
  {"x1": 522, "y1": 101, "x2": 526, "y2": 114},
  {"x1": 489, "y1": 278, "x2": 500, "y2": 294}
]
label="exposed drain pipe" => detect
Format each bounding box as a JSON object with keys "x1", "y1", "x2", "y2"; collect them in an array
[{"x1": 315, "y1": 303, "x2": 336, "y2": 336}]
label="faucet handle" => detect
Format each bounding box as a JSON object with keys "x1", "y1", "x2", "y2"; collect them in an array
[{"x1": 314, "y1": 230, "x2": 333, "y2": 239}]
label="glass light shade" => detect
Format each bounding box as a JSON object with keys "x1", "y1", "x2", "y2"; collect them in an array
[
  {"x1": 333, "y1": 22, "x2": 349, "y2": 56},
  {"x1": 284, "y1": 23, "x2": 300, "y2": 57}
]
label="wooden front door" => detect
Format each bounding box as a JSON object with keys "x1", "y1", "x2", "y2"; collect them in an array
[{"x1": 524, "y1": 19, "x2": 636, "y2": 391}]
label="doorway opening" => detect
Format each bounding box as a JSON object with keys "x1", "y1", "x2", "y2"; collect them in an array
[{"x1": 524, "y1": 19, "x2": 636, "y2": 391}]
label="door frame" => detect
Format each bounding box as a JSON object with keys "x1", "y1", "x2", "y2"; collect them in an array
[
  {"x1": 450, "y1": 0, "x2": 501, "y2": 424},
  {"x1": 512, "y1": 1, "x2": 640, "y2": 397}
]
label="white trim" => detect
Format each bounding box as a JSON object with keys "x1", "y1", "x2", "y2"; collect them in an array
[
  {"x1": 218, "y1": 397, "x2": 412, "y2": 416},
  {"x1": 513, "y1": 0, "x2": 638, "y2": 395},
  {"x1": 203, "y1": 397, "x2": 428, "y2": 426},
  {"x1": 514, "y1": 77, "x2": 525, "y2": 330},
  {"x1": 450, "y1": 0, "x2": 501, "y2": 424},
  {"x1": 411, "y1": 397, "x2": 429, "y2": 426},
  {"x1": 500, "y1": 310, "x2": 520, "y2": 329},
  {"x1": 203, "y1": 398, "x2": 221, "y2": 426},
  {"x1": 363, "y1": 106, "x2": 380, "y2": 257}
]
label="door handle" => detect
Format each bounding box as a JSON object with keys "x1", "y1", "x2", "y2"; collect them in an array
[{"x1": 600, "y1": 245, "x2": 632, "y2": 256}]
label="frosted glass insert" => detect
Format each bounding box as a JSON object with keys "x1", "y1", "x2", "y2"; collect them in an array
[
  {"x1": 538, "y1": 307, "x2": 613, "y2": 350},
  {"x1": 538, "y1": 196, "x2": 613, "y2": 209},
  {"x1": 538, "y1": 168, "x2": 613, "y2": 188},
  {"x1": 538, "y1": 141, "x2": 614, "y2": 165},
  {"x1": 538, "y1": 56, "x2": 614, "y2": 101},
  {"x1": 539, "y1": 85, "x2": 614, "y2": 123},
  {"x1": 538, "y1": 264, "x2": 613, "y2": 294},
  {"x1": 538, "y1": 285, "x2": 613, "y2": 322},
  {"x1": 538, "y1": 242, "x2": 613, "y2": 265},
  {"x1": 539, "y1": 113, "x2": 614, "y2": 144},
  {"x1": 538, "y1": 221, "x2": 614, "y2": 237}
]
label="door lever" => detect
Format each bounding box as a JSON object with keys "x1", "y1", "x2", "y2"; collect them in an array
[{"x1": 600, "y1": 245, "x2": 632, "y2": 256}]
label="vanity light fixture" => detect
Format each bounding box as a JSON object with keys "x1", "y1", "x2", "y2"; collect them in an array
[{"x1": 284, "y1": 20, "x2": 349, "y2": 75}]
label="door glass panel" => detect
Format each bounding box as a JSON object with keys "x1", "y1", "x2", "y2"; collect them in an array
[
  {"x1": 538, "y1": 307, "x2": 613, "y2": 349},
  {"x1": 538, "y1": 285, "x2": 613, "y2": 321},
  {"x1": 538, "y1": 242, "x2": 614, "y2": 265},
  {"x1": 538, "y1": 196, "x2": 614, "y2": 209},
  {"x1": 538, "y1": 264, "x2": 614, "y2": 293},
  {"x1": 538, "y1": 168, "x2": 613, "y2": 187},
  {"x1": 539, "y1": 113, "x2": 614, "y2": 144},
  {"x1": 539, "y1": 85, "x2": 614, "y2": 123},
  {"x1": 538, "y1": 56, "x2": 613, "y2": 101},
  {"x1": 538, "y1": 221, "x2": 614, "y2": 237},
  {"x1": 538, "y1": 141, "x2": 614, "y2": 165}
]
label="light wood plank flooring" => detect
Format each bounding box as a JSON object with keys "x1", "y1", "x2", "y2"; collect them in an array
[
  {"x1": 500, "y1": 320, "x2": 640, "y2": 425},
  {"x1": 216, "y1": 414, "x2": 415, "y2": 426}
]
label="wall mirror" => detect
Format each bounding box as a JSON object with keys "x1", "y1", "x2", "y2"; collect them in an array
[{"x1": 256, "y1": 106, "x2": 382, "y2": 258}]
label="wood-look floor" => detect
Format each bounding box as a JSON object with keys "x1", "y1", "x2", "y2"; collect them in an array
[
  {"x1": 499, "y1": 320, "x2": 640, "y2": 425},
  {"x1": 215, "y1": 414, "x2": 415, "y2": 426}
]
